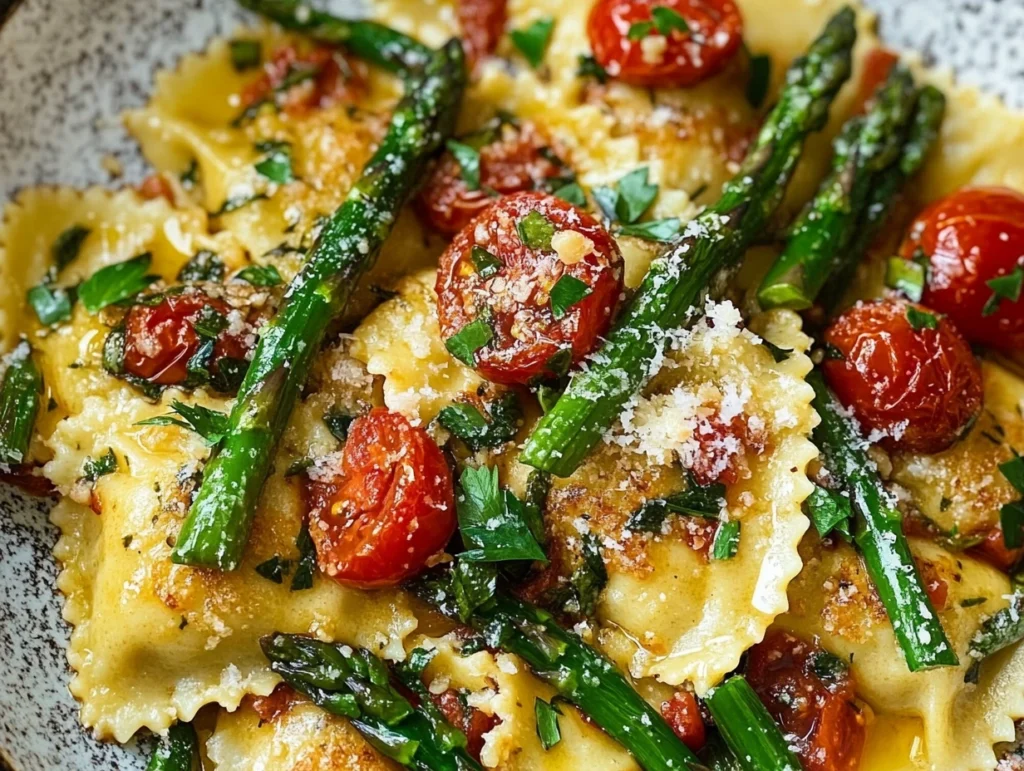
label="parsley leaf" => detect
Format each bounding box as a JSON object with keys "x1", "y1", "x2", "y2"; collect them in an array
[
  {"x1": 471, "y1": 245, "x2": 502, "y2": 278},
  {"x1": 745, "y1": 52, "x2": 772, "y2": 108},
  {"x1": 885, "y1": 255, "x2": 927, "y2": 303},
  {"x1": 177, "y1": 251, "x2": 225, "y2": 282},
  {"x1": 1001, "y1": 500, "x2": 1024, "y2": 549},
  {"x1": 446, "y1": 139, "x2": 481, "y2": 191},
  {"x1": 78, "y1": 253, "x2": 159, "y2": 312},
  {"x1": 290, "y1": 524, "x2": 317, "y2": 591},
  {"x1": 234, "y1": 264, "x2": 282, "y2": 286},
  {"x1": 711, "y1": 520, "x2": 740, "y2": 560},
  {"x1": 324, "y1": 410, "x2": 354, "y2": 443},
  {"x1": 438, "y1": 391, "x2": 522, "y2": 451},
  {"x1": 27, "y1": 284, "x2": 74, "y2": 326},
  {"x1": 509, "y1": 17, "x2": 555, "y2": 68},
  {"x1": 616, "y1": 217, "x2": 681, "y2": 242},
  {"x1": 553, "y1": 182, "x2": 588, "y2": 208},
  {"x1": 591, "y1": 186, "x2": 620, "y2": 221},
  {"x1": 212, "y1": 191, "x2": 269, "y2": 216},
  {"x1": 229, "y1": 39, "x2": 262, "y2": 71},
  {"x1": 52, "y1": 225, "x2": 90, "y2": 270},
  {"x1": 810, "y1": 651, "x2": 848, "y2": 682},
  {"x1": 983, "y1": 265, "x2": 1024, "y2": 317},
  {"x1": 255, "y1": 555, "x2": 290, "y2": 584},
  {"x1": 535, "y1": 698, "x2": 563, "y2": 750},
  {"x1": 651, "y1": 6, "x2": 690, "y2": 35},
  {"x1": 906, "y1": 306, "x2": 939, "y2": 331},
  {"x1": 614, "y1": 167, "x2": 658, "y2": 224},
  {"x1": 804, "y1": 485, "x2": 853, "y2": 540},
  {"x1": 137, "y1": 400, "x2": 229, "y2": 444},
  {"x1": 192, "y1": 305, "x2": 228, "y2": 339},
  {"x1": 83, "y1": 449, "x2": 118, "y2": 482},
  {"x1": 457, "y1": 465, "x2": 547, "y2": 563},
  {"x1": 625, "y1": 473, "x2": 725, "y2": 532},
  {"x1": 445, "y1": 318, "x2": 494, "y2": 366},
  {"x1": 762, "y1": 340, "x2": 793, "y2": 362},
  {"x1": 517, "y1": 211, "x2": 556, "y2": 249},
  {"x1": 576, "y1": 53, "x2": 608, "y2": 83},
  {"x1": 1000, "y1": 456, "x2": 1024, "y2": 494},
  {"x1": 627, "y1": 21, "x2": 654, "y2": 40},
  {"x1": 549, "y1": 275, "x2": 592, "y2": 319},
  {"x1": 451, "y1": 559, "x2": 498, "y2": 622},
  {"x1": 254, "y1": 140, "x2": 295, "y2": 184}
]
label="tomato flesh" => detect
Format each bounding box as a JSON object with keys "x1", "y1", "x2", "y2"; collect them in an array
[
  {"x1": 432, "y1": 689, "x2": 500, "y2": 761},
  {"x1": 898, "y1": 186, "x2": 1024, "y2": 350},
  {"x1": 457, "y1": 0, "x2": 507, "y2": 69},
  {"x1": 241, "y1": 44, "x2": 368, "y2": 114},
  {"x1": 417, "y1": 121, "x2": 571, "y2": 237},
  {"x1": 660, "y1": 690, "x2": 706, "y2": 752},
  {"x1": 307, "y1": 408, "x2": 455, "y2": 588},
  {"x1": 587, "y1": 0, "x2": 743, "y2": 88},
  {"x1": 969, "y1": 527, "x2": 1024, "y2": 573},
  {"x1": 436, "y1": 191, "x2": 624, "y2": 385},
  {"x1": 746, "y1": 630, "x2": 865, "y2": 771},
  {"x1": 122, "y1": 292, "x2": 252, "y2": 387},
  {"x1": 822, "y1": 299, "x2": 982, "y2": 454},
  {"x1": 854, "y1": 48, "x2": 899, "y2": 113}
]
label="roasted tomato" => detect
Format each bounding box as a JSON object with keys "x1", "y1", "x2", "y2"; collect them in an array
[
  {"x1": 417, "y1": 121, "x2": 571, "y2": 236},
  {"x1": 660, "y1": 690, "x2": 706, "y2": 752},
  {"x1": 306, "y1": 408, "x2": 455, "y2": 588},
  {"x1": 853, "y1": 47, "x2": 899, "y2": 112},
  {"x1": 969, "y1": 527, "x2": 1024, "y2": 573},
  {"x1": 457, "y1": 0, "x2": 507, "y2": 69},
  {"x1": 122, "y1": 293, "x2": 252, "y2": 387},
  {"x1": 249, "y1": 683, "x2": 298, "y2": 723},
  {"x1": 746, "y1": 630, "x2": 865, "y2": 771},
  {"x1": 436, "y1": 191, "x2": 624, "y2": 385},
  {"x1": 690, "y1": 412, "x2": 765, "y2": 486},
  {"x1": 822, "y1": 299, "x2": 982, "y2": 454},
  {"x1": 432, "y1": 689, "x2": 500, "y2": 760},
  {"x1": 587, "y1": 0, "x2": 743, "y2": 88},
  {"x1": 241, "y1": 44, "x2": 368, "y2": 114},
  {"x1": 898, "y1": 187, "x2": 1024, "y2": 350}
]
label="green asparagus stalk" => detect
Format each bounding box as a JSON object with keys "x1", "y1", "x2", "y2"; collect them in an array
[
  {"x1": 520, "y1": 8, "x2": 857, "y2": 478},
  {"x1": 146, "y1": 722, "x2": 199, "y2": 771},
  {"x1": 237, "y1": 0, "x2": 433, "y2": 75},
  {"x1": 757, "y1": 65, "x2": 917, "y2": 310},
  {"x1": 0, "y1": 341, "x2": 41, "y2": 466},
  {"x1": 261, "y1": 633, "x2": 481, "y2": 771},
  {"x1": 411, "y1": 570, "x2": 702, "y2": 771},
  {"x1": 704, "y1": 676, "x2": 803, "y2": 771},
  {"x1": 808, "y1": 370, "x2": 958, "y2": 670},
  {"x1": 173, "y1": 41, "x2": 467, "y2": 569},
  {"x1": 818, "y1": 85, "x2": 946, "y2": 311},
  {"x1": 968, "y1": 593, "x2": 1024, "y2": 661}
]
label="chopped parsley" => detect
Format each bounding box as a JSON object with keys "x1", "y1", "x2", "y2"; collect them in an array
[
  {"x1": 255, "y1": 555, "x2": 290, "y2": 584},
  {"x1": 450, "y1": 559, "x2": 498, "y2": 622},
  {"x1": 180, "y1": 159, "x2": 200, "y2": 190},
  {"x1": 324, "y1": 410, "x2": 354, "y2": 443},
  {"x1": 446, "y1": 139, "x2": 481, "y2": 191},
  {"x1": 535, "y1": 698, "x2": 563, "y2": 750},
  {"x1": 885, "y1": 254, "x2": 927, "y2": 302},
  {"x1": 1001, "y1": 500, "x2": 1024, "y2": 550},
  {"x1": 553, "y1": 181, "x2": 588, "y2": 208},
  {"x1": 51, "y1": 225, "x2": 90, "y2": 271},
  {"x1": 234, "y1": 264, "x2": 282, "y2": 286},
  {"x1": 960, "y1": 597, "x2": 987, "y2": 608},
  {"x1": 27, "y1": 284, "x2": 74, "y2": 326},
  {"x1": 78, "y1": 253, "x2": 159, "y2": 312},
  {"x1": 211, "y1": 191, "x2": 269, "y2": 216},
  {"x1": 983, "y1": 265, "x2": 1024, "y2": 317},
  {"x1": 177, "y1": 250, "x2": 225, "y2": 282},
  {"x1": 549, "y1": 275, "x2": 592, "y2": 319},
  {"x1": 509, "y1": 17, "x2": 555, "y2": 68},
  {"x1": 906, "y1": 306, "x2": 939, "y2": 331},
  {"x1": 576, "y1": 53, "x2": 608, "y2": 83},
  {"x1": 617, "y1": 217, "x2": 681, "y2": 242},
  {"x1": 570, "y1": 532, "x2": 607, "y2": 615},
  {"x1": 614, "y1": 167, "x2": 659, "y2": 224},
  {"x1": 253, "y1": 140, "x2": 295, "y2": 184},
  {"x1": 762, "y1": 340, "x2": 793, "y2": 362},
  {"x1": 83, "y1": 449, "x2": 118, "y2": 482},
  {"x1": 445, "y1": 318, "x2": 494, "y2": 366},
  {"x1": 627, "y1": 21, "x2": 654, "y2": 41},
  {"x1": 804, "y1": 485, "x2": 852, "y2": 540},
  {"x1": 192, "y1": 305, "x2": 229, "y2": 339},
  {"x1": 810, "y1": 651, "x2": 848, "y2": 682},
  {"x1": 290, "y1": 524, "x2": 317, "y2": 591},
  {"x1": 137, "y1": 401, "x2": 230, "y2": 445},
  {"x1": 651, "y1": 6, "x2": 690, "y2": 35},
  {"x1": 625, "y1": 474, "x2": 725, "y2": 532},
  {"x1": 457, "y1": 465, "x2": 547, "y2": 564},
  {"x1": 229, "y1": 39, "x2": 262, "y2": 71},
  {"x1": 438, "y1": 391, "x2": 522, "y2": 451},
  {"x1": 745, "y1": 51, "x2": 772, "y2": 108},
  {"x1": 517, "y1": 211, "x2": 556, "y2": 250},
  {"x1": 471, "y1": 245, "x2": 502, "y2": 278},
  {"x1": 592, "y1": 185, "x2": 620, "y2": 221},
  {"x1": 711, "y1": 520, "x2": 740, "y2": 560}
]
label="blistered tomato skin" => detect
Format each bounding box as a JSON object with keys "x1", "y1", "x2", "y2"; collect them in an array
[
  {"x1": 307, "y1": 408, "x2": 456, "y2": 589},
  {"x1": 456, "y1": 0, "x2": 508, "y2": 69},
  {"x1": 899, "y1": 186, "x2": 1024, "y2": 350},
  {"x1": 660, "y1": 690, "x2": 706, "y2": 752},
  {"x1": 746, "y1": 631, "x2": 865, "y2": 771},
  {"x1": 587, "y1": 0, "x2": 743, "y2": 88},
  {"x1": 822, "y1": 299, "x2": 982, "y2": 455},
  {"x1": 122, "y1": 293, "x2": 250, "y2": 387},
  {"x1": 417, "y1": 121, "x2": 570, "y2": 237},
  {"x1": 436, "y1": 191, "x2": 624, "y2": 385}
]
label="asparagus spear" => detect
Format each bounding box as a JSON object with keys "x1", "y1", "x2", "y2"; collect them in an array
[
  {"x1": 173, "y1": 41, "x2": 467, "y2": 569},
  {"x1": 818, "y1": 85, "x2": 946, "y2": 311},
  {"x1": 0, "y1": 341, "x2": 41, "y2": 466},
  {"x1": 146, "y1": 722, "x2": 199, "y2": 771},
  {"x1": 757, "y1": 65, "x2": 917, "y2": 310},
  {"x1": 704, "y1": 676, "x2": 803, "y2": 771},
  {"x1": 968, "y1": 593, "x2": 1024, "y2": 661},
  {"x1": 520, "y1": 8, "x2": 857, "y2": 477},
  {"x1": 238, "y1": 0, "x2": 433, "y2": 75},
  {"x1": 261, "y1": 633, "x2": 481, "y2": 771},
  {"x1": 411, "y1": 569, "x2": 703, "y2": 771},
  {"x1": 808, "y1": 370, "x2": 958, "y2": 670}
]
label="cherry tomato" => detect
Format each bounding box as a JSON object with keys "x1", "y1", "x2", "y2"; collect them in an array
[
  {"x1": 417, "y1": 121, "x2": 571, "y2": 237},
  {"x1": 0, "y1": 466, "x2": 55, "y2": 497},
  {"x1": 457, "y1": 0, "x2": 507, "y2": 69},
  {"x1": 138, "y1": 174, "x2": 175, "y2": 203},
  {"x1": 432, "y1": 689, "x2": 500, "y2": 761},
  {"x1": 969, "y1": 527, "x2": 1024, "y2": 573},
  {"x1": 746, "y1": 630, "x2": 865, "y2": 771},
  {"x1": 660, "y1": 690, "x2": 706, "y2": 752},
  {"x1": 436, "y1": 191, "x2": 624, "y2": 385},
  {"x1": 587, "y1": 0, "x2": 743, "y2": 88},
  {"x1": 122, "y1": 293, "x2": 252, "y2": 388},
  {"x1": 853, "y1": 48, "x2": 899, "y2": 113},
  {"x1": 307, "y1": 408, "x2": 455, "y2": 588},
  {"x1": 690, "y1": 412, "x2": 764, "y2": 487},
  {"x1": 249, "y1": 683, "x2": 299, "y2": 723},
  {"x1": 822, "y1": 299, "x2": 982, "y2": 454},
  {"x1": 898, "y1": 187, "x2": 1024, "y2": 350},
  {"x1": 241, "y1": 44, "x2": 368, "y2": 115}
]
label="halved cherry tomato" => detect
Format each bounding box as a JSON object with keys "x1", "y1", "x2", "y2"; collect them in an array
[
  {"x1": 436, "y1": 191, "x2": 624, "y2": 385},
  {"x1": 660, "y1": 690, "x2": 706, "y2": 752},
  {"x1": 690, "y1": 412, "x2": 765, "y2": 486},
  {"x1": 306, "y1": 408, "x2": 455, "y2": 588},
  {"x1": 822, "y1": 299, "x2": 982, "y2": 454},
  {"x1": 241, "y1": 44, "x2": 368, "y2": 115},
  {"x1": 123, "y1": 292, "x2": 252, "y2": 387},
  {"x1": 853, "y1": 48, "x2": 899, "y2": 113},
  {"x1": 587, "y1": 0, "x2": 743, "y2": 88},
  {"x1": 417, "y1": 121, "x2": 571, "y2": 236},
  {"x1": 457, "y1": 0, "x2": 508, "y2": 69},
  {"x1": 746, "y1": 630, "x2": 865, "y2": 771},
  {"x1": 898, "y1": 187, "x2": 1024, "y2": 350},
  {"x1": 432, "y1": 689, "x2": 500, "y2": 761},
  {"x1": 969, "y1": 527, "x2": 1024, "y2": 573}
]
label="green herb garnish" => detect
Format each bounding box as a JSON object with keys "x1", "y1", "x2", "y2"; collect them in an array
[
  {"x1": 535, "y1": 697, "x2": 563, "y2": 750},
  {"x1": 549, "y1": 275, "x2": 592, "y2": 319},
  {"x1": 446, "y1": 139, "x2": 481, "y2": 191},
  {"x1": 906, "y1": 306, "x2": 939, "y2": 331},
  {"x1": 254, "y1": 140, "x2": 295, "y2": 184},
  {"x1": 235, "y1": 264, "x2": 282, "y2": 286},
  {"x1": 229, "y1": 39, "x2": 262, "y2": 71},
  {"x1": 517, "y1": 211, "x2": 556, "y2": 250},
  {"x1": 712, "y1": 520, "x2": 740, "y2": 560},
  {"x1": 509, "y1": 17, "x2": 555, "y2": 68},
  {"x1": 617, "y1": 218, "x2": 681, "y2": 242},
  {"x1": 983, "y1": 266, "x2": 1024, "y2": 317},
  {"x1": 78, "y1": 253, "x2": 159, "y2": 312},
  {"x1": 445, "y1": 318, "x2": 494, "y2": 366},
  {"x1": 137, "y1": 400, "x2": 230, "y2": 445},
  {"x1": 471, "y1": 245, "x2": 502, "y2": 278},
  {"x1": 52, "y1": 225, "x2": 90, "y2": 270}
]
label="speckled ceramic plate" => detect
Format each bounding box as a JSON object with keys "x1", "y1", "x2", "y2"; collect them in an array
[{"x1": 1, "y1": 0, "x2": 1023, "y2": 769}]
